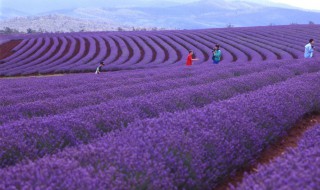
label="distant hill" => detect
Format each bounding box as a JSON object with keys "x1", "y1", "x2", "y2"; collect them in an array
[
  {"x1": 1, "y1": 0, "x2": 320, "y2": 32},
  {"x1": 0, "y1": 14, "x2": 133, "y2": 33},
  {"x1": 130, "y1": 0, "x2": 320, "y2": 28}
]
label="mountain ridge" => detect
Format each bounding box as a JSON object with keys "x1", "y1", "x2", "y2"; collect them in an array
[{"x1": 1, "y1": 0, "x2": 320, "y2": 32}]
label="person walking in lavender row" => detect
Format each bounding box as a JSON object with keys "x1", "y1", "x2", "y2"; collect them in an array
[
  {"x1": 212, "y1": 44, "x2": 222, "y2": 64},
  {"x1": 186, "y1": 50, "x2": 199, "y2": 66},
  {"x1": 304, "y1": 39, "x2": 315, "y2": 58},
  {"x1": 95, "y1": 61, "x2": 105, "y2": 74}
]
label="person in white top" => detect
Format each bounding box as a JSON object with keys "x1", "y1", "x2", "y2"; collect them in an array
[
  {"x1": 304, "y1": 39, "x2": 315, "y2": 58},
  {"x1": 95, "y1": 61, "x2": 105, "y2": 74}
]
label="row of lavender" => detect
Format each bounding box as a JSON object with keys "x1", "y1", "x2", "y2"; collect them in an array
[
  {"x1": 0, "y1": 60, "x2": 294, "y2": 124},
  {"x1": 0, "y1": 61, "x2": 279, "y2": 102},
  {"x1": 1, "y1": 59, "x2": 319, "y2": 169},
  {"x1": 234, "y1": 124, "x2": 320, "y2": 190},
  {"x1": 1, "y1": 62, "x2": 320, "y2": 189},
  {"x1": 0, "y1": 60, "x2": 300, "y2": 166},
  {"x1": 1, "y1": 25, "x2": 319, "y2": 76}
]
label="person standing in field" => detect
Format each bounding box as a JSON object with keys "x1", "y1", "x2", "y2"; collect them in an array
[
  {"x1": 186, "y1": 50, "x2": 198, "y2": 66},
  {"x1": 304, "y1": 39, "x2": 315, "y2": 58},
  {"x1": 212, "y1": 44, "x2": 222, "y2": 64},
  {"x1": 95, "y1": 61, "x2": 105, "y2": 74}
]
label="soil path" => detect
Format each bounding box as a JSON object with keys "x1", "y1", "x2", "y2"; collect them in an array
[{"x1": 0, "y1": 40, "x2": 22, "y2": 60}]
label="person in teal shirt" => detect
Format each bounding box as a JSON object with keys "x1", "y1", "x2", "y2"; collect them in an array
[
  {"x1": 304, "y1": 39, "x2": 315, "y2": 58},
  {"x1": 212, "y1": 44, "x2": 222, "y2": 64}
]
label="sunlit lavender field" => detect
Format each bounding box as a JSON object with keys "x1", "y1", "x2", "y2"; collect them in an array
[{"x1": 0, "y1": 25, "x2": 320, "y2": 189}]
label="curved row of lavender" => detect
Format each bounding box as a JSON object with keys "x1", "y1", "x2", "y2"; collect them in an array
[
  {"x1": 0, "y1": 24, "x2": 319, "y2": 76},
  {"x1": 233, "y1": 124, "x2": 320, "y2": 190},
  {"x1": 1, "y1": 57, "x2": 320, "y2": 189}
]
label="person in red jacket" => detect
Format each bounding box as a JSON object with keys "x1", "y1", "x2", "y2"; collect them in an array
[{"x1": 186, "y1": 50, "x2": 198, "y2": 66}]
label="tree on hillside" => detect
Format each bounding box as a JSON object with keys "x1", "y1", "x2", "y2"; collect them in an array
[
  {"x1": 226, "y1": 24, "x2": 234, "y2": 28},
  {"x1": 27, "y1": 28, "x2": 36, "y2": 33},
  {"x1": 4, "y1": 27, "x2": 13, "y2": 34}
]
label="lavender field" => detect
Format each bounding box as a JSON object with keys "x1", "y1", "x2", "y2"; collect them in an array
[
  {"x1": 0, "y1": 25, "x2": 320, "y2": 189},
  {"x1": 0, "y1": 25, "x2": 319, "y2": 76}
]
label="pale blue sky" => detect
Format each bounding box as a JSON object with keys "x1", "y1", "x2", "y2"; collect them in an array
[
  {"x1": 269, "y1": 0, "x2": 320, "y2": 10},
  {"x1": 1, "y1": 0, "x2": 320, "y2": 14}
]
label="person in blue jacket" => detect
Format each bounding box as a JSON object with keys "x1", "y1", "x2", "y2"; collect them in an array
[
  {"x1": 304, "y1": 39, "x2": 315, "y2": 58},
  {"x1": 212, "y1": 44, "x2": 222, "y2": 64}
]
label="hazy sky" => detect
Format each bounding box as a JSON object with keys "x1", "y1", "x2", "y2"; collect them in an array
[
  {"x1": 1, "y1": 0, "x2": 320, "y2": 14},
  {"x1": 269, "y1": 0, "x2": 320, "y2": 11}
]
